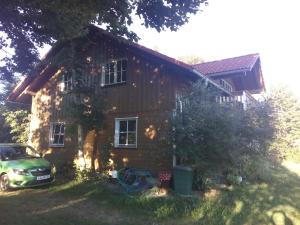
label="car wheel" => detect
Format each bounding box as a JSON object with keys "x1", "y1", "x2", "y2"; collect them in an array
[{"x1": 0, "y1": 174, "x2": 10, "y2": 192}]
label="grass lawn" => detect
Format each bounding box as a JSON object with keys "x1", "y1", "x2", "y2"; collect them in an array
[{"x1": 0, "y1": 161, "x2": 299, "y2": 225}]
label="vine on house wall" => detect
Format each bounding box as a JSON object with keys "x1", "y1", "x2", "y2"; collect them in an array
[{"x1": 59, "y1": 39, "x2": 108, "y2": 174}]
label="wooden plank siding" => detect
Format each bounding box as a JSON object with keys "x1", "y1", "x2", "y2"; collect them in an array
[{"x1": 29, "y1": 34, "x2": 188, "y2": 174}]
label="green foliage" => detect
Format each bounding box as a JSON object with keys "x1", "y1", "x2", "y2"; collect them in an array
[
  {"x1": 74, "y1": 166, "x2": 95, "y2": 182},
  {"x1": 177, "y1": 55, "x2": 204, "y2": 64},
  {"x1": 58, "y1": 40, "x2": 107, "y2": 173},
  {"x1": 100, "y1": 139, "x2": 114, "y2": 172},
  {"x1": 169, "y1": 81, "x2": 277, "y2": 188},
  {"x1": 60, "y1": 39, "x2": 105, "y2": 131},
  {"x1": 0, "y1": 113, "x2": 12, "y2": 142},
  {"x1": 170, "y1": 82, "x2": 300, "y2": 188},
  {"x1": 265, "y1": 85, "x2": 300, "y2": 159},
  {"x1": 0, "y1": 82, "x2": 29, "y2": 143},
  {"x1": 240, "y1": 155, "x2": 274, "y2": 183},
  {"x1": 3, "y1": 109, "x2": 29, "y2": 143},
  {"x1": 172, "y1": 81, "x2": 272, "y2": 168}
]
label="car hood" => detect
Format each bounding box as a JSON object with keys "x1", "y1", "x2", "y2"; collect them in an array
[{"x1": 3, "y1": 158, "x2": 51, "y2": 170}]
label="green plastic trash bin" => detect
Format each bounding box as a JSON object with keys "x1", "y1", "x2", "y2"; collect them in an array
[{"x1": 173, "y1": 166, "x2": 193, "y2": 195}]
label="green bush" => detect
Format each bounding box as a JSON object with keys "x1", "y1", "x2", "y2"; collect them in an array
[{"x1": 241, "y1": 156, "x2": 274, "y2": 183}]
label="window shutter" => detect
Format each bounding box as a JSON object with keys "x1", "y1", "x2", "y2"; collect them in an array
[
  {"x1": 101, "y1": 65, "x2": 105, "y2": 87},
  {"x1": 114, "y1": 119, "x2": 119, "y2": 147}
]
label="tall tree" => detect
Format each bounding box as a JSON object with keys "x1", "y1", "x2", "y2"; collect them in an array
[
  {"x1": 266, "y1": 85, "x2": 300, "y2": 158},
  {"x1": 177, "y1": 55, "x2": 204, "y2": 64},
  {"x1": 0, "y1": 0, "x2": 208, "y2": 147},
  {"x1": 0, "y1": 0, "x2": 208, "y2": 83}
]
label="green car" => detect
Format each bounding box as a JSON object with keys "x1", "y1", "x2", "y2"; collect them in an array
[{"x1": 0, "y1": 143, "x2": 55, "y2": 191}]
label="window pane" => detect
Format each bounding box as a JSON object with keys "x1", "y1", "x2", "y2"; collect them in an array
[
  {"x1": 119, "y1": 121, "x2": 127, "y2": 132},
  {"x1": 58, "y1": 135, "x2": 64, "y2": 144},
  {"x1": 128, "y1": 133, "x2": 136, "y2": 145},
  {"x1": 122, "y1": 70, "x2": 126, "y2": 82},
  {"x1": 63, "y1": 74, "x2": 71, "y2": 90},
  {"x1": 54, "y1": 125, "x2": 60, "y2": 134},
  {"x1": 122, "y1": 60, "x2": 127, "y2": 71},
  {"x1": 60, "y1": 124, "x2": 65, "y2": 134},
  {"x1": 119, "y1": 133, "x2": 127, "y2": 145},
  {"x1": 109, "y1": 63, "x2": 114, "y2": 72},
  {"x1": 117, "y1": 71, "x2": 121, "y2": 83},
  {"x1": 109, "y1": 72, "x2": 114, "y2": 83},
  {"x1": 117, "y1": 60, "x2": 121, "y2": 71},
  {"x1": 105, "y1": 73, "x2": 109, "y2": 84},
  {"x1": 128, "y1": 120, "x2": 136, "y2": 132},
  {"x1": 54, "y1": 135, "x2": 60, "y2": 144}
]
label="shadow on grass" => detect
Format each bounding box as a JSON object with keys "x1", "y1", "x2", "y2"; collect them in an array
[
  {"x1": 0, "y1": 164, "x2": 299, "y2": 225},
  {"x1": 189, "y1": 164, "x2": 300, "y2": 225}
]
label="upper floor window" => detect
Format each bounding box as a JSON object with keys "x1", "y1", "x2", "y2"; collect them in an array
[
  {"x1": 101, "y1": 59, "x2": 127, "y2": 86},
  {"x1": 173, "y1": 92, "x2": 189, "y2": 118},
  {"x1": 114, "y1": 117, "x2": 137, "y2": 148},
  {"x1": 61, "y1": 73, "x2": 73, "y2": 92},
  {"x1": 49, "y1": 122, "x2": 65, "y2": 147},
  {"x1": 219, "y1": 79, "x2": 233, "y2": 92}
]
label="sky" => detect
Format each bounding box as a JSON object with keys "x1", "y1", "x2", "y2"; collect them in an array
[{"x1": 128, "y1": 0, "x2": 300, "y2": 98}]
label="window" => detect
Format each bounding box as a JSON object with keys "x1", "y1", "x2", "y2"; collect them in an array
[
  {"x1": 61, "y1": 73, "x2": 73, "y2": 92},
  {"x1": 219, "y1": 79, "x2": 233, "y2": 92},
  {"x1": 114, "y1": 117, "x2": 137, "y2": 148},
  {"x1": 101, "y1": 59, "x2": 127, "y2": 86},
  {"x1": 175, "y1": 93, "x2": 183, "y2": 113},
  {"x1": 49, "y1": 122, "x2": 65, "y2": 147}
]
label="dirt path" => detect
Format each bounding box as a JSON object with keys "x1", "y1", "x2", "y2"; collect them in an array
[{"x1": 0, "y1": 186, "x2": 134, "y2": 225}]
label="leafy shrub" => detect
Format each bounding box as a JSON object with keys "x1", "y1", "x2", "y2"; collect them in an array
[
  {"x1": 193, "y1": 169, "x2": 223, "y2": 191},
  {"x1": 4, "y1": 109, "x2": 29, "y2": 143},
  {"x1": 171, "y1": 81, "x2": 273, "y2": 172},
  {"x1": 168, "y1": 82, "x2": 300, "y2": 189},
  {"x1": 241, "y1": 156, "x2": 274, "y2": 183},
  {"x1": 226, "y1": 174, "x2": 242, "y2": 185}
]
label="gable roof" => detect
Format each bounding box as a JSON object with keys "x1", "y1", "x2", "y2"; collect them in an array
[
  {"x1": 8, "y1": 26, "x2": 265, "y2": 103},
  {"x1": 7, "y1": 26, "x2": 225, "y2": 103},
  {"x1": 193, "y1": 53, "x2": 260, "y2": 76}
]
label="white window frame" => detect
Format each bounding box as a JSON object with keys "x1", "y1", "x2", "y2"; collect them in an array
[
  {"x1": 114, "y1": 117, "x2": 138, "y2": 148},
  {"x1": 175, "y1": 93, "x2": 183, "y2": 113},
  {"x1": 60, "y1": 73, "x2": 73, "y2": 92},
  {"x1": 101, "y1": 58, "x2": 127, "y2": 86},
  {"x1": 49, "y1": 122, "x2": 65, "y2": 147}
]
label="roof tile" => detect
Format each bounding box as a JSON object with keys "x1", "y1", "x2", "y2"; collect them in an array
[{"x1": 193, "y1": 53, "x2": 259, "y2": 75}]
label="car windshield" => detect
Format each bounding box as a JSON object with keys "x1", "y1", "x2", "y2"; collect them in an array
[{"x1": 0, "y1": 146, "x2": 38, "y2": 161}]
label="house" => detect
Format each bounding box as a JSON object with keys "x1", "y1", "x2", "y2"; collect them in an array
[{"x1": 8, "y1": 26, "x2": 265, "y2": 173}]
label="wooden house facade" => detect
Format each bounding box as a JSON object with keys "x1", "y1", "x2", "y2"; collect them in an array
[{"x1": 8, "y1": 26, "x2": 265, "y2": 174}]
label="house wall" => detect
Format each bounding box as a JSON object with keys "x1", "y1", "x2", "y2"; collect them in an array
[{"x1": 29, "y1": 35, "x2": 188, "y2": 174}]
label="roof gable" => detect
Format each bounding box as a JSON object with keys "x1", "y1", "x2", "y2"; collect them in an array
[{"x1": 8, "y1": 26, "x2": 265, "y2": 103}]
